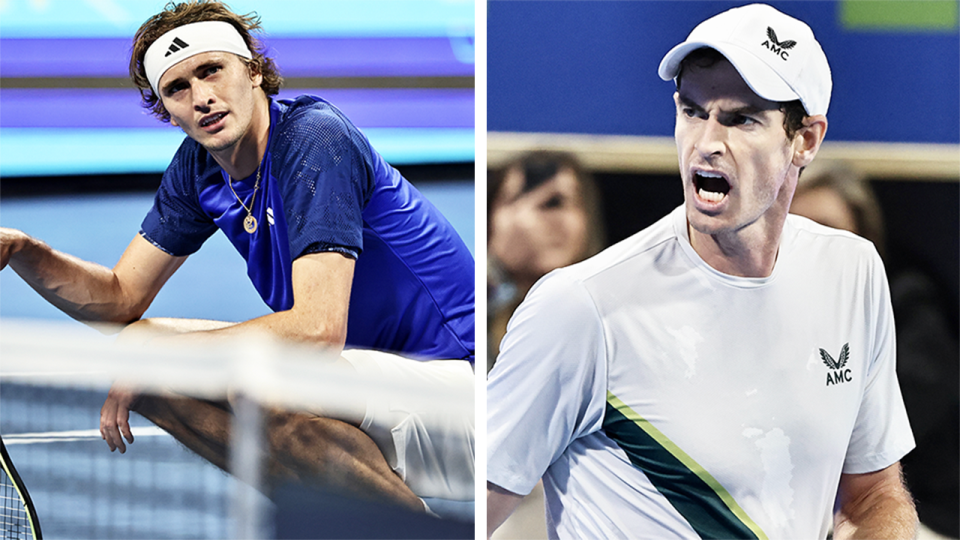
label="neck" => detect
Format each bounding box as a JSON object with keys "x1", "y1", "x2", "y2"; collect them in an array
[
  {"x1": 688, "y1": 207, "x2": 789, "y2": 278},
  {"x1": 212, "y1": 93, "x2": 270, "y2": 179},
  {"x1": 686, "y1": 168, "x2": 799, "y2": 278}
]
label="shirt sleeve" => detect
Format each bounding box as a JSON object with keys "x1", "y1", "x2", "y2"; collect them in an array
[
  {"x1": 842, "y1": 251, "x2": 916, "y2": 474},
  {"x1": 486, "y1": 270, "x2": 608, "y2": 496},
  {"x1": 140, "y1": 143, "x2": 218, "y2": 257},
  {"x1": 274, "y1": 106, "x2": 375, "y2": 261}
]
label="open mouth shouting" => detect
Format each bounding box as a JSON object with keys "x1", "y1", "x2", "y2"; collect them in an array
[{"x1": 693, "y1": 170, "x2": 730, "y2": 205}]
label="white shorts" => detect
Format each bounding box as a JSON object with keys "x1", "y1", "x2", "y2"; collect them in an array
[{"x1": 340, "y1": 349, "x2": 475, "y2": 502}]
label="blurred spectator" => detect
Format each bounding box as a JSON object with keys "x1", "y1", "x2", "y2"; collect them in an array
[
  {"x1": 487, "y1": 151, "x2": 605, "y2": 370},
  {"x1": 486, "y1": 151, "x2": 606, "y2": 540},
  {"x1": 791, "y1": 163, "x2": 959, "y2": 539}
]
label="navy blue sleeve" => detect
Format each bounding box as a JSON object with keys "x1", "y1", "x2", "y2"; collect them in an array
[
  {"x1": 272, "y1": 104, "x2": 375, "y2": 261},
  {"x1": 140, "y1": 141, "x2": 219, "y2": 257}
]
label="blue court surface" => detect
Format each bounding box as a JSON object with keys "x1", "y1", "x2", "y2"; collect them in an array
[{"x1": 0, "y1": 180, "x2": 474, "y2": 540}]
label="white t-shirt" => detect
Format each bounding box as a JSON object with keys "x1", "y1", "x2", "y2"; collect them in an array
[{"x1": 487, "y1": 206, "x2": 915, "y2": 539}]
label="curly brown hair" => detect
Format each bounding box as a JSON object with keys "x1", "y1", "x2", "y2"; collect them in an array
[{"x1": 130, "y1": 0, "x2": 283, "y2": 123}]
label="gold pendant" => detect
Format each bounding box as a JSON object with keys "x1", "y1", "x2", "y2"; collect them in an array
[{"x1": 244, "y1": 214, "x2": 258, "y2": 234}]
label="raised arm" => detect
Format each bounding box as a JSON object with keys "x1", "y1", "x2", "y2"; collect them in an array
[
  {"x1": 834, "y1": 462, "x2": 917, "y2": 539},
  {"x1": 1, "y1": 228, "x2": 185, "y2": 326}
]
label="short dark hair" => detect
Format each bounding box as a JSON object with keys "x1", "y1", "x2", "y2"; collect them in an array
[
  {"x1": 676, "y1": 47, "x2": 806, "y2": 140},
  {"x1": 130, "y1": 0, "x2": 283, "y2": 123}
]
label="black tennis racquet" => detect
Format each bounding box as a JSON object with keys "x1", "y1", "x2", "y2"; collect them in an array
[{"x1": 0, "y1": 436, "x2": 42, "y2": 540}]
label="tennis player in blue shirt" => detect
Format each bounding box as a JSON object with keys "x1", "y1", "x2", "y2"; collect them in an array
[{"x1": 0, "y1": 0, "x2": 474, "y2": 515}]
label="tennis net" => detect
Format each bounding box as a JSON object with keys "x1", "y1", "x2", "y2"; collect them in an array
[{"x1": 0, "y1": 318, "x2": 475, "y2": 539}]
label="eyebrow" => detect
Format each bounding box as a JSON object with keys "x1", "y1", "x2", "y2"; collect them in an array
[
  {"x1": 677, "y1": 92, "x2": 770, "y2": 117},
  {"x1": 161, "y1": 77, "x2": 184, "y2": 96},
  {"x1": 193, "y1": 60, "x2": 222, "y2": 76},
  {"x1": 161, "y1": 59, "x2": 224, "y2": 95},
  {"x1": 677, "y1": 94, "x2": 705, "y2": 113}
]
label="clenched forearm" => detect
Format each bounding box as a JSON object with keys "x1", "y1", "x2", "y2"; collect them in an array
[
  {"x1": 488, "y1": 482, "x2": 524, "y2": 538},
  {"x1": 154, "y1": 306, "x2": 348, "y2": 354},
  {"x1": 4, "y1": 231, "x2": 142, "y2": 324},
  {"x1": 147, "y1": 251, "x2": 354, "y2": 352},
  {"x1": 834, "y1": 480, "x2": 917, "y2": 539}
]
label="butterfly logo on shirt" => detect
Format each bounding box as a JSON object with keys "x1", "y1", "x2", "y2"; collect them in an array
[{"x1": 820, "y1": 343, "x2": 852, "y2": 386}]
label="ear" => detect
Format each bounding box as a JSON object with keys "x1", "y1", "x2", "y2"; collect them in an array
[
  {"x1": 247, "y1": 60, "x2": 264, "y2": 88},
  {"x1": 792, "y1": 115, "x2": 827, "y2": 168}
]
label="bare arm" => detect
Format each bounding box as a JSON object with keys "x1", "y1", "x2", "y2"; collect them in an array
[
  {"x1": 834, "y1": 462, "x2": 917, "y2": 540},
  {"x1": 488, "y1": 482, "x2": 525, "y2": 538},
  {"x1": 154, "y1": 251, "x2": 355, "y2": 351},
  {"x1": 1, "y1": 228, "x2": 185, "y2": 325}
]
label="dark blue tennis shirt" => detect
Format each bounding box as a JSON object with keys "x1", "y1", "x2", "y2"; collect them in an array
[{"x1": 141, "y1": 96, "x2": 475, "y2": 362}]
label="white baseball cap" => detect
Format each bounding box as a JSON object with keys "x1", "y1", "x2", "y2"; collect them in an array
[{"x1": 658, "y1": 3, "x2": 832, "y2": 116}]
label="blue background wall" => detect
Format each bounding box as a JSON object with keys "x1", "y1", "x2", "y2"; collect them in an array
[
  {"x1": 0, "y1": 0, "x2": 475, "y2": 177},
  {"x1": 488, "y1": 0, "x2": 959, "y2": 144}
]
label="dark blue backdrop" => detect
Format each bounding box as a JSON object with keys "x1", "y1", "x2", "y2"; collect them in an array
[{"x1": 488, "y1": 0, "x2": 960, "y2": 144}]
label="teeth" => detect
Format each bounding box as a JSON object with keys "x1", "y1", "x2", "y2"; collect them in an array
[
  {"x1": 694, "y1": 170, "x2": 727, "y2": 203},
  {"x1": 698, "y1": 188, "x2": 725, "y2": 203},
  {"x1": 202, "y1": 113, "x2": 223, "y2": 127}
]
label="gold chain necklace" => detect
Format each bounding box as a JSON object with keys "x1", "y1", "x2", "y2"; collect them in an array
[{"x1": 227, "y1": 163, "x2": 261, "y2": 234}]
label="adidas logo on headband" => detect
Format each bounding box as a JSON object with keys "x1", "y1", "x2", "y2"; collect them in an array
[{"x1": 164, "y1": 37, "x2": 190, "y2": 58}]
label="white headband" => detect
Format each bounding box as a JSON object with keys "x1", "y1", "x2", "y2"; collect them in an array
[{"x1": 144, "y1": 20, "x2": 253, "y2": 94}]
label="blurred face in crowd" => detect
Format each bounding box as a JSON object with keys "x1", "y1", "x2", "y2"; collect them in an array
[
  {"x1": 789, "y1": 186, "x2": 858, "y2": 234},
  {"x1": 489, "y1": 166, "x2": 590, "y2": 285}
]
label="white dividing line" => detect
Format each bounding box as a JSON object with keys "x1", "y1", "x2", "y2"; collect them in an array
[{"x1": 3, "y1": 426, "x2": 167, "y2": 444}]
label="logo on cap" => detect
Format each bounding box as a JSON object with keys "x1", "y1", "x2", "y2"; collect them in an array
[
  {"x1": 761, "y1": 27, "x2": 796, "y2": 61},
  {"x1": 164, "y1": 37, "x2": 190, "y2": 58}
]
